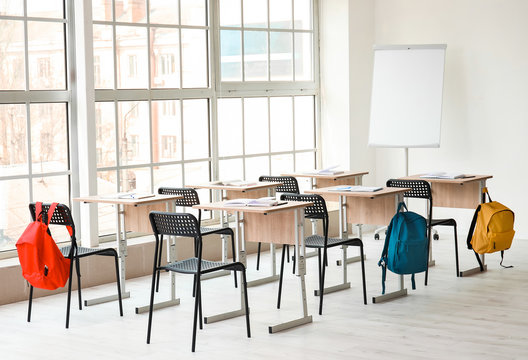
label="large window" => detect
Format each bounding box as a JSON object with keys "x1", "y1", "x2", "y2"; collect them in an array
[{"x1": 0, "y1": 1, "x2": 71, "y2": 252}]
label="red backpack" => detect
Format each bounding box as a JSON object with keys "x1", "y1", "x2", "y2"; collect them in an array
[{"x1": 16, "y1": 202, "x2": 71, "y2": 290}]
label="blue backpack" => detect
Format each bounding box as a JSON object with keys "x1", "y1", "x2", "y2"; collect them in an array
[{"x1": 378, "y1": 202, "x2": 429, "y2": 294}]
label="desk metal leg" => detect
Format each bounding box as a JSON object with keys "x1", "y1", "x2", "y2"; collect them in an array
[
  {"x1": 269, "y1": 208, "x2": 312, "y2": 333},
  {"x1": 85, "y1": 203, "x2": 130, "y2": 306},
  {"x1": 372, "y1": 194, "x2": 408, "y2": 304},
  {"x1": 204, "y1": 210, "x2": 247, "y2": 324}
]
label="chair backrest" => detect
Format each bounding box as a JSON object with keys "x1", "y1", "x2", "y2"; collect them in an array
[
  {"x1": 386, "y1": 179, "x2": 433, "y2": 221},
  {"x1": 29, "y1": 202, "x2": 75, "y2": 239},
  {"x1": 158, "y1": 187, "x2": 200, "y2": 207},
  {"x1": 280, "y1": 192, "x2": 327, "y2": 219},
  {"x1": 259, "y1": 175, "x2": 300, "y2": 194},
  {"x1": 149, "y1": 211, "x2": 200, "y2": 238}
]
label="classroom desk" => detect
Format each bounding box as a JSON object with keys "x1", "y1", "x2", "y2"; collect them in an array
[
  {"x1": 401, "y1": 174, "x2": 493, "y2": 276},
  {"x1": 186, "y1": 181, "x2": 282, "y2": 284},
  {"x1": 74, "y1": 194, "x2": 182, "y2": 313},
  {"x1": 194, "y1": 200, "x2": 313, "y2": 333},
  {"x1": 306, "y1": 186, "x2": 411, "y2": 303},
  {"x1": 282, "y1": 171, "x2": 369, "y2": 264}
]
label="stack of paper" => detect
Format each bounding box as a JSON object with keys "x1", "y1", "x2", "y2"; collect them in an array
[
  {"x1": 101, "y1": 192, "x2": 155, "y2": 199},
  {"x1": 419, "y1": 172, "x2": 467, "y2": 179},
  {"x1": 328, "y1": 185, "x2": 382, "y2": 192},
  {"x1": 224, "y1": 197, "x2": 286, "y2": 207},
  {"x1": 211, "y1": 180, "x2": 258, "y2": 187}
]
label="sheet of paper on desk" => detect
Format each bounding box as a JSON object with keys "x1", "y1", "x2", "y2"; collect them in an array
[
  {"x1": 118, "y1": 193, "x2": 155, "y2": 199},
  {"x1": 420, "y1": 172, "x2": 468, "y2": 179},
  {"x1": 224, "y1": 197, "x2": 284, "y2": 207},
  {"x1": 303, "y1": 165, "x2": 344, "y2": 175},
  {"x1": 212, "y1": 180, "x2": 258, "y2": 187},
  {"x1": 329, "y1": 185, "x2": 382, "y2": 192}
]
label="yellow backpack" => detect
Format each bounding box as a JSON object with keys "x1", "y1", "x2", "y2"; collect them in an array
[{"x1": 466, "y1": 188, "x2": 514, "y2": 269}]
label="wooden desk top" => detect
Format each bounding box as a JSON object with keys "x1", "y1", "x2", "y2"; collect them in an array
[
  {"x1": 194, "y1": 200, "x2": 312, "y2": 215},
  {"x1": 74, "y1": 194, "x2": 182, "y2": 206},
  {"x1": 306, "y1": 186, "x2": 411, "y2": 199},
  {"x1": 281, "y1": 170, "x2": 369, "y2": 180},
  {"x1": 402, "y1": 174, "x2": 493, "y2": 185},
  {"x1": 186, "y1": 181, "x2": 282, "y2": 192}
]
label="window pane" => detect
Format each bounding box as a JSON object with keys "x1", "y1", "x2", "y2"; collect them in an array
[
  {"x1": 270, "y1": 97, "x2": 293, "y2": 152},
  {"x1": 120, "y1": 167, "x2": 151, "y2": 192},
  {"x1": 181, "y1": 0, "x2": 206, "y2": 26},
  {"x1": 244, "y1": 31, "x2": 267, "y2": 81},
  {"x1": 116, "y1": 26, "x2": 148, "y2": 89},
  {"x1": 116, "y1": 0, "x2": 146, "y2": 23},
  {"x1": 93, "y1": 25, "x2": 114, "y2": 89},
  {"x1": 294, "y1": 0, "x2": 312, "y2": 30},
  {"x1": 27, "y1": 0, "x2": 63, "y2": 19},
  {"x1": 0, "y1": 20, "x2": 25, "y2": 90},
  {"x1": 295, "y1": 32, "x2": 312, "y2": 81},
  {"x1": 153, "y1": 164, "x2": 182, "y2": 190},
  {"x1": 95, "y1": 102, "x2": 116, "y2": 168},
  {"x1": 97, "y1": 170, "x2": 117, "y2": 236},
  {"x1": 0, "y1": 1, "x2": 23, "y2": 16},
  {"x1": 219, "y1": 0, "x2": 241, "y2": 27},
  {"x1": 271, "y1": 154, "x2": 293, "y2": 175},
  {"x1": 220, "y1": 30, "x2": 242, "y2": 81},
  {"x1": 244, "y1": 97, "x2": 268, "y2": 154},
  {"x1": 0, "y1": 104, "x2": 27, "y2": 174},
  {"x1": 245, "y1": 156, "x2": 268, "y2": 180},
  {"x1": 218, "y1": 98, "x2": 242, "y2": 157},
  {"x1": 270, "y1": 0, "x2": 292, "y2": 29},
  {"x1": 294, "y1": 96, "x2": 314, "y2": 150},
  {"x1": 28, "y1": 22, "x2": 66, "y2": 90},
  {"x1": 295, "y1": 151, "x2": 315, "y2": 192},
  {"x1": 92, "y1": 0, "x2": 113, "y2": 21},
  {"x1": 150, "y1": 0, "x2": 179, "y2": 25},
  {"x1": 118, "y1": 101, "x2": 150, "y2": 165},
  {"x1": 181, "y1": 29, "x2": 207, "y2": 88},
  {"x1": 152, "y1": 100, "x2": 181, "y2": 162},
  {"x1": 219, "y1": 158, "x2": 243, "y2": 181},
  {"x1": 184, "y1": 161, "x2": 210, "y2": 217},
  {"x1": 270, "y1": 32, "x2": 292, "y2": 81},
  {"x1": 183, "y1": 99, "x2": 209, "y2": 159},
  {"x1": 151, "y1": 27, "x2": 180, "y2": 88},
  {"x1": 30, "y1": 103, "x2": 68, "y2": 173},
  {"x1": 243, "y1": 0, "x2": 267, "y2": 28},
  {"x1": 0, "y1": 179, "x2": 29, "y2": 252}
]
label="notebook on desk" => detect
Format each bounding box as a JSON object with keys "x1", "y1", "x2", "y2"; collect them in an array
[
  {"x1": 211, "y1": 180, "x2": 258, "y2": 187},
  {"x1": 328, "y1": 185, "x2": 382, "y2": 192},
  {"x1": 419, "y1": 172, "x2": 474, "y2": 179},
  {"x1": 224, "y1": 197, "x2": 286, "y2": 207},
  {"x1": 303, "y1": 165, "x2": 344, "y2": 176}
]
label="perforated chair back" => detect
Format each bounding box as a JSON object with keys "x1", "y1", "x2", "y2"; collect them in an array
[
  {"x1": 259, "y1": 175, "x2": 300, "y2": 194},
  {"x1": 158, "y1": 187, "x2": 200, "y2": 207},
  {"x1": 386, "y1": 179, "x2": 432, "y2": 201},
  {"x1": 29, "y1": 203, "x2": 76, "y2": 242},
  {"x1": 149, "y1": 211, "x2": 200, "y2": 238},
  {"x1": 280, "y1": 193, "x2": 327, "y2": 220}
]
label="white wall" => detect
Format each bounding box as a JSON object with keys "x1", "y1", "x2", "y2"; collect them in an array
[
  {"x1": 373, "y1": 0, "x2": 528, "y2": 237},
  {"x1": 320, "y1": 0, "x2": 528, "y2": 237}
]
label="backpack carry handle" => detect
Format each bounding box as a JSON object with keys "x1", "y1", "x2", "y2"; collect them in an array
[
  {"x1": 397, "y1": 201, "x2": 408, "y2": 213},
  {"x1": 35, "y1": 202, "x2": 59, "y2": 227}
]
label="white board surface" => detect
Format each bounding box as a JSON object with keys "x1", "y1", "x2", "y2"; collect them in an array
[{"x1": 368, "y1": 44, "x2": 446, "y2": 148}]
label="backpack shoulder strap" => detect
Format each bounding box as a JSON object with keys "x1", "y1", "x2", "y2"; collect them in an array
[
  {"x1": 44, "y1": 202, "x2": 59, "y2": 226},
  {"x1": 466, "y1": 204, "x2": 481, "y2": 250}
]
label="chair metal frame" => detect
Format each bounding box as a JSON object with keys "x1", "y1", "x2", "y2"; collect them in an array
[
  {"x1": 277, "y1": 194, "x2": 367, "y2": 315},
  {"x1": 27, "y1": 203, "x2": 123, "y2": 328},
  {"x1": 146, "y1": 211, "x2": 250, "y2": 352}
]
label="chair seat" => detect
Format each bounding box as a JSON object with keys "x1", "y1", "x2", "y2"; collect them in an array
[
  {"x1": 305, "y1": 234, "x2": 361, "y2": 249},
  {"x1": 59, "y1": 245, "x2": 117, "y2": 258},
  {"x1": 430, "y1": 218, "x2": 457, "y2": 227},
  {"x1": 164, "y1": 257, "x2": 244, "y2": 275},
  {"x1": 200, "y1": 226, "x2": 232, "y2": 236}
]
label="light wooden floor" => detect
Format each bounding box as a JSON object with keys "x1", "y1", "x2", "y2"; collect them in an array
[{"x1": 1, "y1": 231, "x2": 527, "y2": 359}]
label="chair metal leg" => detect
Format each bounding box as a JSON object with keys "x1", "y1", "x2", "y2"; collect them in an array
[
  {"x1": 360, "y1": 243, "x2": 367, "y2": 305},
  {"x1": 242, "y1": 270, "x2": 251, "y2": 338},
  {"x1": 198, "y1": 280, "x2": 203, "y2": 330},
  {"x1": 319, "y1": 248, "x2": 327, "y2": 315},
  {"x1": 65, "y1": 259, "x2": 74, "y2": 329},
  {"x1": 277, "y1": 245, "x2": 287, "y2": 309},
  {"x1": 75, "y1": 257, "x2": 82, "y2": 310},
  {"x1": 27, "y1": 285, "x2": 34, "y2": 322},
  {"x1": 453, "y1": 224, "x2": 460, "y2": 277},
  {"x1": 114, "y1": 253, "x2": 124, "y2": 316},
  {"x1": 155, "y1": 238, "x2": 164, "y2": 292},
  {"x1": 146, "y1": 267, "x2": 158, "y2": 344},
  {"x1": 191, "y1": 275, "x2": 201, "y2": 352},
  {"x1": 256, "y1": 242, "x2": 262, "y2": 270},
  {"x1": 229, "y1": 231, "x2": 238, "y2": 288},
  {"x1": 286, "y1": 245, "x2": 290, "y2": 263}
]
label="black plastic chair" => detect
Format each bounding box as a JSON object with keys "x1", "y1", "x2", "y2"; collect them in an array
[
  {"x1": 146, "y1": 211, "x2": 250, "y2": 352},
  {"x1": 277, "y1": 194, "x2": 367, "y2": 315},
  {"x1": 28, "y1": 203, "x2": 123, "y2": 328},
  {"x1": 256, "y1": 176, "x2": 300, "y2": 270},
  {"x1": 386, "y1": 179, "x2": 459, "y2": 279},
  {"x1": 157, "y1": 187, "x2": 238, "y2": 290}
]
